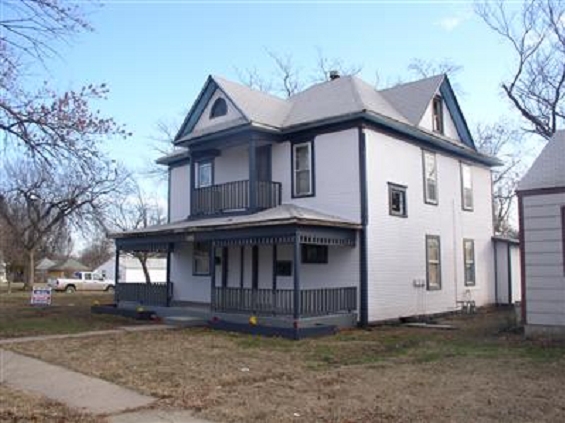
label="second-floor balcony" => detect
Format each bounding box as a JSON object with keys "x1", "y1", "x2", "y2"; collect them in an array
[{"x1": 191, "y1": 179, "x2": 282, "y2": 217}]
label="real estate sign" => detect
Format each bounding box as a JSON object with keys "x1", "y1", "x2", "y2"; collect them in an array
[{"x1": 30, "y1": 286, "x2": 52, "y2": 306}]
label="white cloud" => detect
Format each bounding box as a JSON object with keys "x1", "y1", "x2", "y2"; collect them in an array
[{"x1": 437, "y1": 16, "x2": 463, "y2": 32}]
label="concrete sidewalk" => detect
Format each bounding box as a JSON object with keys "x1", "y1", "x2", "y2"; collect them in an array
[
  {"x1": 0, "y1": 349, "x2": 155, "y2": 414},
  {"x1": 0, "y1": 324, "x2": 173, "y2": 346}
]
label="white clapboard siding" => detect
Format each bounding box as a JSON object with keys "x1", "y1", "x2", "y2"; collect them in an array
[{"x1": 170, "y1": 164, "x2": 190, "y2": 222}]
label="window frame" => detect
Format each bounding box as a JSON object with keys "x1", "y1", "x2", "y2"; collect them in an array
[
  {"x1": 275, "y1": 260, "x2": 293, "y2": 277},
  {"x1": 422, "y1": 150, "x2": 438, "y2": 205},
  {"x1": 209, "y1": 98, "x2": 227, "y2": 119},
  {"x1": 432, "y1": 95, "x2": 444, "y2": 134},
  {"x1": 291, "y1": 141, "x2": 315, "y2": 198},
  {"x1": 301, "y1": 244, "x2": 328, "y2": 264},
  {"x1": 426, "y1": 235, "x2": 442, "y2": 291},
  {"x1": 463, "y1": 239, "x2": 476, "y2": 287},
  {"x1": 193, "y1": 242, "x2": 211, "y2": 276},
  {"x1": 460, "y1": 162, "x2": 474, "y2": 211},
  {"x1": 195, "y1": 160, "x2": 213, "y2": 189},
  {"x1": 388, "y1": 182, "x2": 408, "y2": 218}
]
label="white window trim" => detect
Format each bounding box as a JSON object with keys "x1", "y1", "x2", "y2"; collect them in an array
[
  {"x1": 195, "y1": 162, "x2": 213, "y2": 188},
  {"x1": 426, "y1": 235, "x2": 442, "y2": 291},
  {"x1": 463, "y1": 239, "x2": 476, "y2": 286},
  {"x1": 460, "y1": 163, "x2": 474, "y2": 211},
  {"x1": 292, "y1": 142, "x2": 313, "y2": 197},
  {"x1": 423, "y1": 151, "x2": 438, "y2": 205}
]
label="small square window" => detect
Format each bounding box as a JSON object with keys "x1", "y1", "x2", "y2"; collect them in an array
[
  {"x1": 193, "y1": 242, "x2": 210, "y2": 276},
  {"x1": 301, "y1": 245, "x2": 328, "y2": 264},
  {"x1": 275, "y1": 260, "x2": 292, "y2": 277},
  {"x1": 388, "y1": 183, "x2": 407, "y2": 217}
]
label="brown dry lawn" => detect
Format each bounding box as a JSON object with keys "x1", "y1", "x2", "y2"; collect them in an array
[
  {"x1": 0, "y1": 385, "x2": 103, "y2": 423},
  {"x1": 0, "y1": 288, "x2": 133, "y2": 338},
  {"x1": 5, "y1": 308, "x2": 565, "y2": 423}
]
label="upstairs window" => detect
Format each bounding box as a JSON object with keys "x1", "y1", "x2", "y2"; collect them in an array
[
  {"x1": 422, "y1": 151, "x2": 438, "y2": 205},
  {"x1": 209, "y1": 98, "x2": 227, "y2": 119},
  {"x1": 426, "y1": 235, "x2": 441, "y2": 290},
  {"x1": 292, "y1": 142, "x2": 313, "y2": 197},
  {"x1": 388, "y1": 183, "x2": 407, "y2": 217},
  {"x1": 463, "y1": 239, "x2": 476, "y2": 286},
  {"x1": 193, "y1": 242, "x2": 210, "y2": 276},
  {"x1": 460, "y1": 163, "x2": 474, "y2": 211},
  {"x1": 432, "y1": 95, "x2": 444, "y2": 134},
  {"x1": 195, "y1": 161, "x2": 213, "y2": 188}
]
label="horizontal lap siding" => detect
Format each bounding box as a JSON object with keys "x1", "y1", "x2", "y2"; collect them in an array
[
  {"x1": 523, "y1": 193, "x2": 565, "y2": 326},
  {"x1": 214, "y1": 145, "x2": 249, "y2": 185},
  {"x1": 170, "y1": 165, "x2": 190, "y2": 221},
  {"x1": 365, "y1": 129, "x2": 495, "y2": 322},
  {"x1": 170, "y1": 243, "x2": 211, "y2": 303},
  {"x1": 271, "y1": 128, "x2": 361, "y2": 223}
]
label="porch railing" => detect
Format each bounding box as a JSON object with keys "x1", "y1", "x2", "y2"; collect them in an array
[
  {"x1": 191, "y1": 180, "x2": 282, "y2": 217},
  {"x1": 115, "y1": 282, "x2": 170, "y2": 307},
  {"x1": 212, "y1": 287, "x2": 357, "y2": 316}
]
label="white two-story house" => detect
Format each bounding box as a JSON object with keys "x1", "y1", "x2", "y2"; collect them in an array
[{"x1": 113, "y1": 72, "x2": 500, "y2": 329}]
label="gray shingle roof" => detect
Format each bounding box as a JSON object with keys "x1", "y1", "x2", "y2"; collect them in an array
[
  {"x1": 518, "y1": 130, "x2": 565, "y2": 191},
  {"x1": 380, "y1": 74, "x2": 445, "y2": 125},
  {"x1": 113, "y1": 204, "x2": 360, "y2": 239}
]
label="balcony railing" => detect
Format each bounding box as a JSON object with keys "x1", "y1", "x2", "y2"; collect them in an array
[
  {"x1": 192, "y1": 180, "x2": 282, "y2": 217},
  {"x1": 115, "y1": 282, "x2": 171, "y2": 307},
  {"x1": 212, "y1": 287, "x2": 357, "y2": 316}
]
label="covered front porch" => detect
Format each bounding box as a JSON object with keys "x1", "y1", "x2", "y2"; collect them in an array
[{"x1": 112, "y1": 205, "x2": 361, "y2": 327}]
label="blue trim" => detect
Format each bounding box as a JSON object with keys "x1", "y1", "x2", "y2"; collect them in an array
[
  {"x1": 167, "y1": 168, "x2": 171, "y2": 223},
  {"x1": 175, "y1": 76, "x2": 217, "y2": 141},
  {"x1": 358, "y1": 126, "x2": 369, "y2": 327},
  {"x1": 439, "y1": 77, "x2": 476, "y2": 150}
]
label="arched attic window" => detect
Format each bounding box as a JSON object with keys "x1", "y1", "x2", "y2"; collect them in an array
[{"x1": 209, "y1": 97, "x2": 227, "y2": 119}]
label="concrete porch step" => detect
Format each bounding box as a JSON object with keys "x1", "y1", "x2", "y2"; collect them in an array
[{"x1": 163, "y1": 316, "x2": 208, "y2": 328}]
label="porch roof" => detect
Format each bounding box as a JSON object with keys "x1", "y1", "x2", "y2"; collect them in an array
[{"x1": 111, "y1": 204, "x2": 360, "y2": 241}]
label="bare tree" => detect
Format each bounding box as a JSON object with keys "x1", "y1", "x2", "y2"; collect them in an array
[
  {"x1": 408, "y1": 58, "x2": 463, "y2": 79},
  {"x1": 0, "y1": 158, "x2": 127, "y2": 289},
  {"x1": 106, "y1": 182, "x2": 166, "y2": 284},
  {"x1": 312, "y1": 48, "x2": 363, "y2": 83},
  {"x1": 476, "y1": 0, "x2": 565, "y2": 139},
  {"x1": 79, "y1": 235, "x2": 113, "y2": 270},
  {"x1": 474, "y1": 119, "x2": 527, "y2": 235}
]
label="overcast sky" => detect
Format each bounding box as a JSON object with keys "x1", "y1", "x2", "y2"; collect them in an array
[{"x1": 42, "y1": 0, "x2": 538, "y2": 199}]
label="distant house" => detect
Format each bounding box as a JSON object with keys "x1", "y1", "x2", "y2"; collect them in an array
[
  {"x1": 37, "y1": 258, "x2": 89, "y2": 281},
  {"x1": 517, "y1": 130, "x2": 565, "y2": 337},
  {"x1": 112, "y1": 72, "x2": 503, "y2": 329},
  {"x1": 95, "y1": 256, "x2": 167, "y2": 283}
]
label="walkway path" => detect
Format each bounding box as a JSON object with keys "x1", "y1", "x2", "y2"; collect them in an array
[{"x1": 0, "y1": 324, "x2": 173, "y2": 346}]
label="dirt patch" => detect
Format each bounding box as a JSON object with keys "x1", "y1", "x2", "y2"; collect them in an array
[
  {"x1": 0, "y1": 385, "x2": 104, "y2": 423},
  {"x1": 7, "y1": 309, "x2": 565, "y2": 423}
]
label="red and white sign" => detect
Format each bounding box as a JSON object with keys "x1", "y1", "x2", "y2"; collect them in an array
[{"x1": 30, "y1": 286, "x2": 52, "y2": 306}]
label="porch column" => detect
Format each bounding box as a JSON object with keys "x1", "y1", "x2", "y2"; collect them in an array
[
  {"x1": 114, "y1": 248, "x2": 120, "y2": 304},
  {"x1": 166, "y1": 243, "x2": 173, "y2": 307},
  {"x1": 239, "y1": 246, "x2": 244, "y2": 288},
  {"x1": 210, "y1": 242, "x2": 216, "y2": 308},
  {"x1": 248, "y1": 137, "x2": 257, "y2": 212},
  {"x1": 293, "y1": 236, "x2": 301, "y2": 321},
  {"x1": 272, "y1": 244, "x2": 277, "y2": 315}
]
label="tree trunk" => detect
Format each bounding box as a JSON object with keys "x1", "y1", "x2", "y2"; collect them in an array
[
  {"x1": 25, "y1": 249, "x2": 35, "y2": 290},
  {"x1": 140, "y1": 255, "x2": 151, "y2": 284}
]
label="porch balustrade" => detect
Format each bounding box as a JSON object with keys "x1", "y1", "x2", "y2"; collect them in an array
[
  {"x1": 115, "y1": 282, "x2": 170, "y2": 307},
  {"x1": 191, "y1": 180, "x2": 282, "y2": 216},
  {"x1": 212, "y1": 286, "x2": 357, "y2": 316}
]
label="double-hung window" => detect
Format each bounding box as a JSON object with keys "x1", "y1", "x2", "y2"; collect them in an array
[
  {"x1": 426, "y1": 235, "x2": 441, "y2": 290},
  {"x1": 292, "y1": 142, "x2": 313, "y2": 197},
  {"x1": 193, "y1": 242, "x2": 210, "y2": 276},
  {"x1": 460, "y1": 163, "x2": 473, "y2": 211},
  {"x1": 196, "y1": 162, "x2": 212, "y2": 188},
  {"x1": 422, "y1": 151, "x2": 438, "y2": 205},
  {"x1": 463, "y1": 239, "x2": 476, "y2": 286},
  {"x1": 388, "y1": 183, "x2": 407, "y2": 217}
]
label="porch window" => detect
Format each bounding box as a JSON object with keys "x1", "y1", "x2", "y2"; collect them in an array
[
  {"x1": 193, "y1": 242, "x2": 210, "y2": 276},
  {"x1": 426, "y1": 235, "x2": 441, "y2": 290},
  {"x1": 423, "y1": 151, "x2": 438, "y2": 205},
  {"x1": 460, "y1": 163, "x2": 473, "y2": 211},
  {"x1": 302, "y1": 244, "x2": 328, "y2": 264},
  {"x1": 196, "y1": 161, "x2": 213, "y2": 188},
  {"x1": 432, "y1": 95, "x2": 444, "y2": 134},
  {"x1": 275, "y1": 260, "x2": 292, "y2": 277},
  {"x1": 388, "y1": 183, "x2": 407, "y2": 217},
  {"x1": 463, "y1": 239, "x2": 475, "y2": 286},
  {"x1": 292, "y1": 142, "x2": 313, "y2": 197}
]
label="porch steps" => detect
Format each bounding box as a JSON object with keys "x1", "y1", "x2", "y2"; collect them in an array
[{"x1": 163, "y1": 315, "x2": 208, "y2": 328}]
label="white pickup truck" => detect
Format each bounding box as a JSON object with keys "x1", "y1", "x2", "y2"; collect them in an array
[{"x1": 48, "y1": 271, "x2": 115, "y2": 293}]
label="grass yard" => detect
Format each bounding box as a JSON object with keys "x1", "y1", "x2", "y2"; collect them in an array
[
  {"x1": 0, "y1": 385, "x2": 102, "y2": 423},
  {"x1": 6, "y1": 308, "x2": 565, "y2": 423},
  {"x1": 0, "y1": 287, "x2": 133, "y2": 339}
]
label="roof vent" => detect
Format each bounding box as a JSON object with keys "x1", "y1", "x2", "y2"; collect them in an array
[{"x1": 329, "y1": 70, "x2": 340, "y2": 80}]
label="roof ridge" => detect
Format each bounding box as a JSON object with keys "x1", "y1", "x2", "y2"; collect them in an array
[{"x1": 379, "y1": 73, "x2": 445, "y2": 93}]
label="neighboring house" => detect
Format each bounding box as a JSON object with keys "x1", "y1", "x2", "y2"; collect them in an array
[
  {"x1": 517, "y1": 130, "x2": 565, "y2": 337},
  {"x1": 95, "y1": 256, "x2": 167, "y2": 283},
  {"x1": 113, "y1": 72, "x2": 501, "y2": 328},
  {"x1": 40, "y1": 258, "x2": 90, "y2": 280}
]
